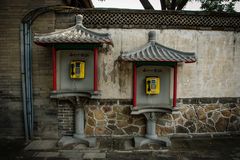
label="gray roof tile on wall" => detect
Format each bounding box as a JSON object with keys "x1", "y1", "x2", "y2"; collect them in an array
[
  {"x1": 34, "y1": 15, "x2": 113, "y2": 45},
  {"x1": 120, "y1": 31, "x2": 196, "y2": 63}
]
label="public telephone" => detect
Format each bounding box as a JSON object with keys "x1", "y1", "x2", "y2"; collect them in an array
[
  {"x1": 70, "y1": 60, "x2": 85, "y2": 79},
  {"x1": 146, "y1": 77, "x2": 160, "y2": 95}
]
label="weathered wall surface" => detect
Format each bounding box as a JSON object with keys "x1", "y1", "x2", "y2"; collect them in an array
[
  {"x1": 0, "y1": 0, "x2": 64, "y2": 138},
  {"x1": 1, "y1": 6, "x2": 240, "y2": 139},
  {"x1": 31, "y1": 12, "x2": 60, "y2": 138},
  {"x1": 91, "y1": 29, "x2": 240, "y2": 99}
]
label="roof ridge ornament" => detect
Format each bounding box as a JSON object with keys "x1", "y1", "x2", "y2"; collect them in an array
[
  {"x1": 76, "y1": 14, "x2": 83, "y2": 25},
  {"x1": 148, "y1": 31, "x2": 156, "y2": 42},
  {"x1": 33, "y1": 14, "x2": 113, "y2": 46},
  {"x1": 119, "y1": 31, "x2": 196, "y2": 63}
]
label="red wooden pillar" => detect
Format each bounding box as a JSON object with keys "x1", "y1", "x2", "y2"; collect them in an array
[
  {"x1": 173, "y1": 64, "x2": 178, "y2": 107},
  {"x1": 94, "y1": 48, "x2": 98, "y2": 92},
  {"x1": 52, "y1": 47, "x2": 57, "y2": 91},
  {"x1": 133, "y1": 64, "x2": 137, "y2": 107}
]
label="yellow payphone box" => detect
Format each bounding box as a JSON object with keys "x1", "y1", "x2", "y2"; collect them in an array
[
  {"x1": 70, "y1": 60, "x2": 85, "y2": 79},
  {"x1": 146, "y1": 77, "x2": 160, "y2": 95}
]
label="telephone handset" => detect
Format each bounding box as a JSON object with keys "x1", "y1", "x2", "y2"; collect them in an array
[
  {"x1": 70, "y1": 60, "x2": 85, "y2": 79},
  {"x1": 146, "y1": 77, "x2": 160, "y2": 95}
]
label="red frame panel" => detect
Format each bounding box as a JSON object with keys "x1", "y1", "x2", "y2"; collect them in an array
[
  {"x1": 133, "y1": 64, "x2": 137, "y2": 107},
  {"x1": 94, "y1": 48, "x2": 98, "y2": 92},
  {"x1": 52, "y1": 47, "x2": 57, "y2": 91},
  {"x1": 173, "y1": 64, "x2": 178, "y2": 107}
]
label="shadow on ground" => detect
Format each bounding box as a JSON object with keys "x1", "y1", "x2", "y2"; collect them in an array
[{"x1": 0, "y1": 135, "x2": 240, "y2": 160}]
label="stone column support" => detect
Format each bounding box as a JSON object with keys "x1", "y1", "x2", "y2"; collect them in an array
[
  {"x1": 144, "y1": 112, "x2": 157, "y2": 139},
  {"x1": 73, "y1": 96, "x2": 87, "y2": 138},
  {"x1": 74, "y1": 106, "x2": 85, "y2": 138},
  {"x1": 58, "y1": 96, "x2": 96, "y2": 148},
  {"x1": 134, "y1": 112, "x2": 171, "y2": 148}
]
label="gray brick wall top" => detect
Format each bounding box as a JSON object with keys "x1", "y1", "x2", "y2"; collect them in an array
[{"x1": 56, "y1": 9, "x2": 240, "y2": 31}]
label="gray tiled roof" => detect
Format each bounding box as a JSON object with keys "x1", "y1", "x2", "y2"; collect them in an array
[
  {"x1": 34, "y1": 15, "x2": 113, "y2": 45},
  {"x1": 120, "y1": 31, "x2": 196, "y2": 63}
]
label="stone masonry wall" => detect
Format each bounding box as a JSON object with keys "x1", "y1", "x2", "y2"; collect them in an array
[
  {"x1": 84, "y1": 105, "x2": 145, "y2": 136},
  {"x1": 157, "y1": 103, "x2": 240, "y2": 135},
  {"x1": 58, "y1": 99, "x2": 240, "y2": 137}
]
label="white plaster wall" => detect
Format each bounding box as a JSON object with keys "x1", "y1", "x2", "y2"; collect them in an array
[{"x1": 91, "y1": 29, "x2": 240, "y2": 99}]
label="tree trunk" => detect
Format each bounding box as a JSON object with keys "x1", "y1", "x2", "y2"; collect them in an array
[
  {"x1": 139, "y1": 0, "x2": 154, "y2": 10},
  {"x1": 171, "y1": 0, "x2": 177, "y2": 10},
  {"x1": 176, "y1": 0, "x2": 189, "y2": 10},
  {"x1": 160, "y1": 0, "x2": 166, "y2": 10}
]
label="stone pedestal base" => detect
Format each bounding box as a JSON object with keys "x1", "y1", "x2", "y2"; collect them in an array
[
  {"x1": 134, "y1": 136, "x2": 171, "y2": 148},
  {"x1": 134, "y1": 112, "x2": 171, "y2": 148},
  {"x1": 58, "y1": 136, "x2": 96, "y2": 148}
]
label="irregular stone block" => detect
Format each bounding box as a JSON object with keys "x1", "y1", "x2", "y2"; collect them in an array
[
  {"x1": 156, "y1": 125, "x2": 174, "y2": 135},
  {"x1": 204, "y1": 104, "x2": 219, "y2": 112},
  {"x1": 176, "y1": 118, "x2": 184, "y2": 125},
  {"x1": 231, "y1": 107, "x2": 240, "y2": 116},
  {"x1": 198, "y1": 124, "x2": 215, "y2": 133},
  {"x1": 206, "y1": 118, "x2": 215, "y2": 127},
  {"x1": 215, "y1": 117, "x2": 229, "y2": 132},
  {"x1": 113, "y1": 128, "x2": 125, "y2": 135},
  {"x1": 95, "y1": 127, "x2": 106, "y2": 135},
  {"x1": 83, "y1": 153, "x2": 106, "y2": 159},
  {"x1": 123, "y1": 125, "x2": 139, "y2": 135},
  {"x1": 196, "y1": 107, "x2": 206, "y2": 122},
  {"x1": 159, "y1": 113, "x2": 172, "y2": 120},
  {"x1": 139, "y1": 127, "x2": 146, "y2": 135},
  {"x1": 87, "y1": 110, "x2": 94, "y2": 118},
  {"x1": 94, "y1": 110, "x2": 105, "y2": 120},
  {"x1": 87, "y1": 117, "x2": 95, "y2": 127},
  {"x1": 96, "y1": 120, "x2": 106, "y2": 127},
  {"x1": 108, "y1": 120, "x2": 116, "y2": 124},
  {"x1": 176, "y1": 125, "x2": 189, "y2": 133},
  {"x1": 107, "y1": 112, "x2": 116, "y2": 119},
  {"x1": 207, "y1": 112, "x2": 213, "y2": 118},
  {"x1": 122, "y1": 107, "x2": 131, "y2": 115},
  {"x1": 116, "y1": 120, "x2": 129, "y2": 128},
  {"x1": 107, "y1": 124, "x2": 118, "y2": 131},
  {"x1": 183, "y1": 108, "x2": 197, "y2": 120},
  {"x1": 134, "y1": 118, "x2": 145, "y2": 126},
  {"x1": 212, "y1": 111, "x2": 221, "y2": 122},
  {"x1": 221, "y1": 109, "x2": 231, "y2": 118},
  {"x1": 117, "y1": 113, "x2": 128, "y2": 120},
  {"x1": 230, "y1": 115, "x2": 238, "y2": 123},
  {"x1": 184, "y1": 121, "x2": 196, "y2": 133},
  {"x1": 172, "y1": 111, "x2": 181, "y2": 120},
  {"x1": 102, "y1": 106, "x2": 112, "y2": 113},
  {"x1": 157, "y1": 119, "x2": 173, "y2": 127},
  {"x1": 89, "y1": 106, "x2": 97, "y2": 111},
  {"x1": 85, "y1": 125, "x2": 94, "y2": 135}
]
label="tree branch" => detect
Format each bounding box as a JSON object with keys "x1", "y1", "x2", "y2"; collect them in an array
[
  {"x1": 139, "y1": 0, "x2": 154, "y2": 10},
  {"x1": 171, "y1": 0, "x2": 177, "y2": 10},
  {"x1": 160, "y1": 0, "x2": 166, "y2": 10},
  {"x1": 176, "y1": 0, "x2": 189, "y2": 10}
]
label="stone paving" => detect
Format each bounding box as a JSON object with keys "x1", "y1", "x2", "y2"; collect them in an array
[{"x1": 1, "y1": 134, "x2": 240, "y2": 160}]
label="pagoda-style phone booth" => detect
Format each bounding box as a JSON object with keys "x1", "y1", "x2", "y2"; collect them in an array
[
  {"x1": 34, "y1": 14, "x2": 113, "y2": 147},
  {"x1": 119, "y1": 31, "x2": 196, "y2": 147}
]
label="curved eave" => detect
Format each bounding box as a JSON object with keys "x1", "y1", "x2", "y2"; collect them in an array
[
  {"x1": 120, "y1": 59, "x2": 197, "y2": 63},
  {"x1": 33, "y1": 24, "x2": 113, "y2": 46},
  {"x1": 34, "y1": 40, "x2": 113, "y2": 46},
  {"x1": 119, "y1": 42, "x2": 197, "y2": 63}
]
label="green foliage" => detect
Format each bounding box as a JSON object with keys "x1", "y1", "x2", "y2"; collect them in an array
[{"x1": 199, "y1": 0, "x2": 239, "y2": 13}]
